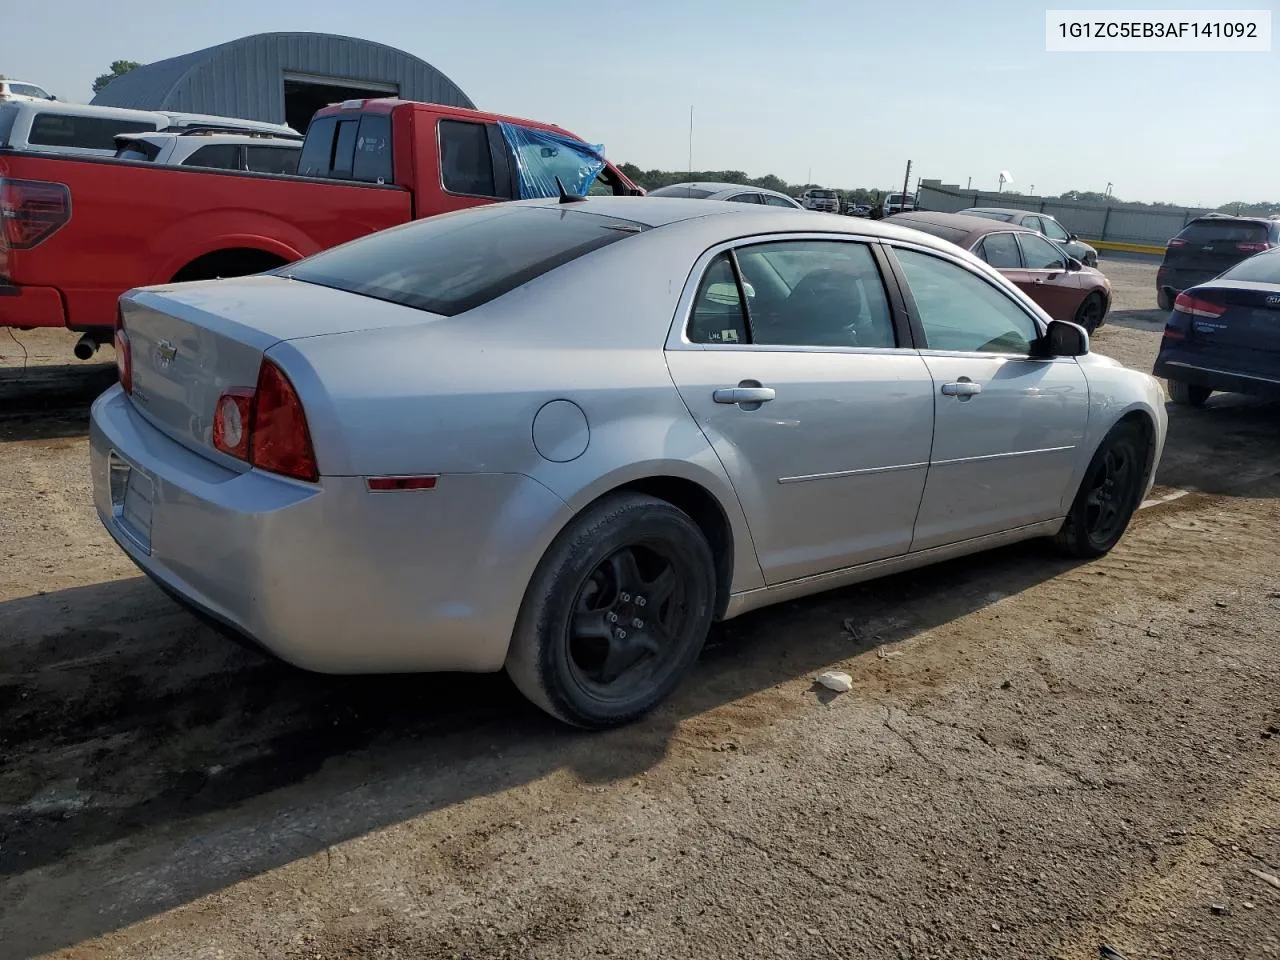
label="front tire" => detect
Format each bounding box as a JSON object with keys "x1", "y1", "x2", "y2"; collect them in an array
[
  {"x1": 1054, "y1": 420, "x2": 1150, "y2": 559},
  {"x1": 1168, "y1": 379, "x2": 1211, "y2": 407},
  {"x1": 1074, "y1": 292, "x2": 1105, "y2": 333},
  {"x1": 506, "y1": 493, "x2": 716, "y2": 729}
]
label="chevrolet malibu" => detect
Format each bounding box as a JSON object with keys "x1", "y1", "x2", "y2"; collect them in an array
[{"x1": 91, "y1": 197, "x2": 1168, "y2": 728}]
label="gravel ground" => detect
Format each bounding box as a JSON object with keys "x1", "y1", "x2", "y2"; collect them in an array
[{"x1": 1, "y1": 260, "x2": 1278, "y2": 960}]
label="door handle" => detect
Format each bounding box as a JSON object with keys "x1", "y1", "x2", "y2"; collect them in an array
[
  {"x1": 1033, "y1": 278, "x2": 1046, "y2": 284},
  {"x1": 940, "y1": 380, "x2": 983, "y2": 398},
  {"x1": 713, "y1": 384, "x2": 776, "y2": 405}
]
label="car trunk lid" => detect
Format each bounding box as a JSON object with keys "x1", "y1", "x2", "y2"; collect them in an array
[
  {"x1": 121, "y1": 274, "x2": 441, "y2": 462},
  {"x1": 1179, "y1": 281, "x2": 1280, "y2": 356}
]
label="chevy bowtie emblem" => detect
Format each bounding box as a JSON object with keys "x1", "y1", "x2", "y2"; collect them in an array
[{"x1": 155, "y1": 339, "x2": 178, "y2": 366}]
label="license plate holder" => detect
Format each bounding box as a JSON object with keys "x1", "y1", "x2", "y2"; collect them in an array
[{"x1": 110, "y1": 452, "x2": 154, "y2": 552}]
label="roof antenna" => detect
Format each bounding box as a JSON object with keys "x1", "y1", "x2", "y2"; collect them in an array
[{"x1": 556, "y1": 176, "x2": 587, "y2": 204}]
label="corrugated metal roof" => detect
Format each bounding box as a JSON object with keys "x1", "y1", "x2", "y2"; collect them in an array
[{"x1": 91, "y1": 32, "x2": 474, "y2": 123}]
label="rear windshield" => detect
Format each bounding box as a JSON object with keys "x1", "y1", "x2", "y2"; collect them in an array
[
  {"x1": 966, "y1": 210, "x2": 1015, "y2": 222},
  {"x1": 648, "y1": 185, "x2": 713, "y2": 199},
  {"x1": 285, "y1": 205, "x2": 646, "y2": 317},
  {"x1": 1176, "y1": 219, "x2": 1269, "y2": 244},
  {"x1": 895, "y1": 218, "x2": 970, "y2": 245},
  {"x1": 811, "y1": 190, "x2": 837, "y2": 199},
  {"x1": 29, "y1": 113, "x2": 158, "y2": 150},
  {"x1": 1219, "y1": 252, "x2": 1280, "y2": 283},
  {"x1": 115, "y1": 141, "x2": 159, "y2": 162}
]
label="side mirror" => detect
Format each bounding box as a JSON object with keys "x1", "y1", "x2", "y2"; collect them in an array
[
  {"x1": 1066, "y1": 256, "x2": 1083, "y2": 272},
  {"x1": 1037, "y1": 319, "x2": 1088, "y2": 357},
  {"x1": 1068, "y1": 233, "x2": 1078, "y2": 241}
]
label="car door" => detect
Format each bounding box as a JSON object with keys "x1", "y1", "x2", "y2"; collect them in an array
[
  {"x1": 886, "y1": 243, "x2": 1089, "y2": 551},
  {"x1": 664, "y1": 237, "x2": 936, "y2": 585},
  {"x1": 1013, "y1": 232, "x2": 1085, "y2": 321}
]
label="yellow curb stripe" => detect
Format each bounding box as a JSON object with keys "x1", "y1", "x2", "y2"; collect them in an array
[{"x1": 1087, "y1": 239, "x2": 1167, "y2": 256}]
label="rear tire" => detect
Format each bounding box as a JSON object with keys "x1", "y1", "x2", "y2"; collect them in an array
[
  {"x1": 1074, "y1": 292, "x2": 1105, "y2": 333},
  {"x1": 505, "y1": 493, "x2": 716, "y2": 729},
  {"x1": 1168, "y1": 379, "x2": 1211, "y2": 407},
  {"x1": 1054, "y1": 419, "x2": 1149, "y2": 559},
  {"x1": 1157, "y1": 288, "x2": 1173, "y2": 311}
]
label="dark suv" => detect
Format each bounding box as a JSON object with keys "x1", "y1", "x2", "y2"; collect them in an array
[{"x1": 1157, "y1": 215, "x2": 1280, "y2": 310}]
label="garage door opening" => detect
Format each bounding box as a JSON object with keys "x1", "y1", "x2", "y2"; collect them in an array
[{"x1": 284, "y1": 73, "x2": 399, "y2": 133}]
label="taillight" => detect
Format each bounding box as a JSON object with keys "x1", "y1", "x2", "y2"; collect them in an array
[
  {"x1": 1173, "y1": 292, "x2": 1226, "y2": 319},
  {"x1": 114, "y1": 308, "x2": 132, "y2": 394},
  {"x1": 211, "y1": 360, "x2": 318, "y2": 482},
  {"x1": 251, "y1": 361, "x2": 318, "y2": 482},
  {"x1": 1166, "y1": 238, "x2": 1188, "y2": 248},
  {"x1": 212, "y1": 389, "x2": 253, "y2": 460},
  {"x1": 1236, "y1": 241, "x2": 1271, "y2": 253},
  {"x1": 0, "y1": 177, "x2": 71, "y2": 250}
]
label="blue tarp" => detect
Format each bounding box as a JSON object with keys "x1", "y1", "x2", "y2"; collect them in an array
[{"x1": 498, "y1": 122, "x2": 607, "y2": 199}]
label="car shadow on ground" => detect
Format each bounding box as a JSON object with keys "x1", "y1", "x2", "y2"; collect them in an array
[
  {"x1": 0, "y1": 363, "x2": 116, "y2": 443},
  {"x1": 1104, "y1": 308, "x2": 1168, "y2": 333},
  {"x1": 0, "y1": 539, "x2": 1082, "y2": 955}
]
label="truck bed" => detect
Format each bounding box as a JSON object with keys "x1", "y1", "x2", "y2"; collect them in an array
[{"x1": 0, "y1": 150, "x2": 412, "y2": 333}]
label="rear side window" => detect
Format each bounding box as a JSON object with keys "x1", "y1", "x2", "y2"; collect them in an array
[
  {"x1": 246, "y1": 145, "x2": 300, "y2": 175},
  {"x1": 182, "y1": 143, "x2": 242, "y2": 170},
  {"x1": 1177, "y1": 219, "x2": 1268, "y2": 244},
  {"x1": 979, "y1": 233, "x2": 1022, "y2": 268},
  {"x1": 439, "y1": 119, "x2": 498, "y2": 197},
  {"x1": 727, "y1": 193, "x2": 762, "y2": 204},
  {"x1": 330, "y1": 119, "x2": 359, "y2": 178},
  {"x1": 286, "y1": 205, "x2": 645, "y2": 317},
  {"x1": 352, "y1": 114, "x2": 391, "y2": 183},
  {"x1": 28, "y1": 114, "x2": 157, "y2": 150}
]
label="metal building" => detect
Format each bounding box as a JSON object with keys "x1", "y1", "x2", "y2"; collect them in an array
[{"x1": 91, "y1": 32, "x2": 475, "y2": 133}]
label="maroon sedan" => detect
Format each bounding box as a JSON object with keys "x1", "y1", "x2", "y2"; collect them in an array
[{"x1": 888, "y1": 211, "x2": 1111, "y2": 332}]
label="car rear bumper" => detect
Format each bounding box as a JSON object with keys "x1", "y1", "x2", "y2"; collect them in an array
[
  {"x1": 89, "y1": 384, "x2": 573, "y2": 674},
  {"x1": 1154, "y1": 353, "x2": 1280, "y2": 399},
  {"x1": 0, "y1": 282, "x2": 66, "y2": 328}
]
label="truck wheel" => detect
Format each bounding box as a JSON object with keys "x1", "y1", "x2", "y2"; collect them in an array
[
  {"x1": 1054, "y1": 419, "x2": 1150, "y2": 559},
  {"x1": 506, "y1": 493, "x2": 716, "y2": 729},
  {"x1": 1157, "y1": 288, "x2": 1173, "y2": 311},
  {"x1": 1168, "y1": 380, "x2": 1211, "y2": 407}
]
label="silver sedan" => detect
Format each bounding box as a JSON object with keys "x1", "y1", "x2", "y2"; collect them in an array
[{"x1": 91, "y1": 198, "x2": 1167, "y2": 728}]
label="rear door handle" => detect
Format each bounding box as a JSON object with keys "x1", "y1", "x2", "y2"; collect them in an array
[
  {"x1": 940, "y1": 381, "x2": 983, "y2": 398},
  {"x1": 713, "y1": 385, "x2": 776, "y2": 405}
]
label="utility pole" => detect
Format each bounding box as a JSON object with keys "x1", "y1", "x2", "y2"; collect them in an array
[
  {"x1": 966, "y1": 176, "x2": 972, "y2": 190},
  {"x1": 1030, "y1": 184, "x2": 1035, "y2": 195},
  {"x1": 901, "y1": 159, "x2": 912, "y2": 204},
  {"x1": 687, "y1": 105, "x2": 693, "y2": 177}
]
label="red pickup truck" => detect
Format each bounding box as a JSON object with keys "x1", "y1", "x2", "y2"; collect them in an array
[{"x1": 0, "y1": 98, "x2": 640, "y2": 357}]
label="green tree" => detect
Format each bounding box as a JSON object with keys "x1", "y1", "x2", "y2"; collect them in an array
[{"x1": 92, "y1": 60, "x2": 142, "y2": 95}]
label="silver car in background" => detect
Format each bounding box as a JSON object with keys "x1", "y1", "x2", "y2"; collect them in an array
[
  {"x1": 647, "y1": 181, "x2": 802, "y2": 208},
  {"x1": 91, "y1": 198, "x2": 1167, "y2": 729}
]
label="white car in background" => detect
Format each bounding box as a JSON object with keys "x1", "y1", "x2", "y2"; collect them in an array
[
  {"x1": 0, "y1": 79, "x2": 56, "y2": 102},
  {"x1": 114, "y1": 130, "x2": 302, "y2": 175},
  {"x1": 0, "y1": 99, "x2": 299, "y2": 159},
  {"x1": 646, "y1": 181, "x2": 802, "y2": 208}
]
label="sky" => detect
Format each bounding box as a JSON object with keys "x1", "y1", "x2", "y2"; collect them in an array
[{"x1": 3, "y1": 0, "x2": 1278, "y2": 205}]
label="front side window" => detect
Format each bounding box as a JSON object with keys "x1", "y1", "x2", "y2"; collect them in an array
[
  {"x1": 286, "y1": 205, "x2": 644, "y2": 317},
  {"x1": 688, "y1": 254, "x2": 749, "y2": 345},
  {"x1": 763, "y1": 194, "x2": 798, "y2": 208},
  {"x1": 1017, "y1": 233, "x2": 1067, "y2": 270},
  {"x1": 735, "y1": 240, "x2": 897, "y2": 348},
  {"x1": 246, "y1": 145, "x2": 301, "y2": 175},
  {"x1": 979, "y1": 233, "x2": 1022, "y2": 269},
  {"x1": 439, "y1": 119, "x2": 498, "y2": 197},
  {"x1": 1040, "y1": 217, "x2": 1071, "y2": 242},
  {"x1": 11, "y1": 84, "x2": 50, "y2": 99},
  {"x1": 182, "y1": 143, "x2": 242, "y2": 170},
  {"x1": 895, "y1": 247, "x2": 1039, "y2": 355}
]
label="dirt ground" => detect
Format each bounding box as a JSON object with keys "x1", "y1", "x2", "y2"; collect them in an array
[{"x1": 1, "y1": 259, "x2": 1278, "y2": 960}]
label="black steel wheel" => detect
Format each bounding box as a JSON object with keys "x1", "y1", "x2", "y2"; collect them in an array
[
  {"x1": 506, "y1": 493, "x2": 716, "y2": 728},
  {"x1": 1074, "y1": 292, "x2": 1105, "y2": 333},
  {"x1": 1055, "y1": 419, "x2": 1150, "y2": 558}
]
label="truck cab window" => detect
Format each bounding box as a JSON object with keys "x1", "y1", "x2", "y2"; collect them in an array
[{"x1": 439, "y1": 119, "x2": 497, "y2": 197}]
